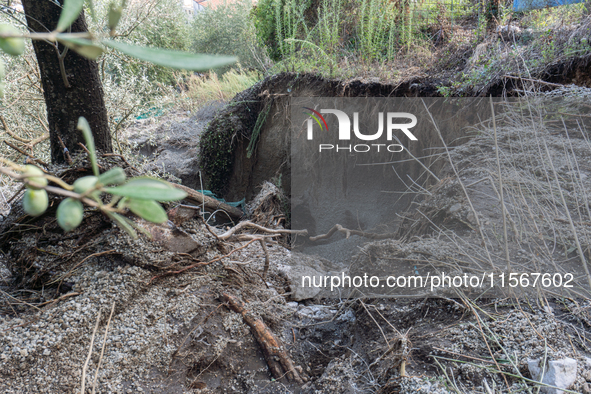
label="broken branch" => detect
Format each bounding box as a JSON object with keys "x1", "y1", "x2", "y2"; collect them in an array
[
  {"x1": 222, "y1": 293, "x2": 303, "y2": 384},
  {"x1": 260, "y1": 238, "x2": 270, "y2": 280}
]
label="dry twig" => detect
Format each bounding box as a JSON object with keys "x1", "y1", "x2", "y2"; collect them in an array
[
  {"x1": 91, "y1": 302, "x2": 116, "y2": 394},
  {"x1": 81, "y1": 310, "x2": 101, "y2": 394}
]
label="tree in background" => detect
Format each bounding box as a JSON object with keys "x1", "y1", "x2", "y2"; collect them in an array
[
  {"x1": 22, "y1": 0, "x2": 112, "y2": 164},
  {"x1": 1, "y1": 0, "x2": 236, "y2": 165},
  {"x1": 0, "y1": 0, "x2": 237, "y2": 233}
]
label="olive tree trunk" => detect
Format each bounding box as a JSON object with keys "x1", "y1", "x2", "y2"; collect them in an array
[{"x1": 22, "y1": 0, "x2": 112, "y2": 164}]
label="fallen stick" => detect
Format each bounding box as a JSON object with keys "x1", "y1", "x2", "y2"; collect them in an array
[
  {"x1": 260, "y1": 238, "x2": 270, "y2": 280},
  {"x1": 81, "y1": 310, "x2": 101, "y2": 394},
  {"x1": 309, "y1": 224, "x2": 395, "y2": 242},
  {"x1": 23, "y1": 133, "x2": 49, "y2": 152},
  {"x1": 91, "y1": 301, "x2": 116, "y2": 394},
  {"x1": 0, "y1": 115, "x2": 31, "y2": 143},
  {"x1": 3, "y1": 140, "x2": 48, "y2": 167},
  {"x1": 221, "y1": 293, "x2": 303, "y2": 384},
  {"x1": 172, "y1": 183, "x2": 244, "y2": 221}
]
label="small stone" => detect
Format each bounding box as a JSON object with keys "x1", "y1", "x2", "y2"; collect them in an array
[
  {"x1": 42, "y1": 349, "x2": 50, "y2": 356},
  {"x1": 542, "y1": 305, "x2": 554, "y2": 315},
  {"x1": 528, "y1": 358, "x2": 577, "y2": 394},
  {"x1": 448, "y1": 203, "x2": 462, "y2": 214}
]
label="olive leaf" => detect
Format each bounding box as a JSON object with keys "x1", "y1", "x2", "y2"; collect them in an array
[
  {"x1": 77, "y1": 117, "x2": 99, "y2": 176},
  {"x1": 73, "y1": 175, "x2": 98, "y2": 195},
  {"x1": 127, "y1": 198, "x2": 167, "y2": 223},
  {"x1": 108, "y1": 2, "x2": 123, "y2": 33},
  {"x1": 106, "y1": 211, "x2": 137, "y2": 239},
  {"x1": 98, "y1": 167, "x2": 126, "y2": 186},
  {"x1": 0, "y1": 23, "x2": 25, "y2": 56},
  {"x1": 105, "y1": 178, "x2": 187, "y2": 201},
  {"x1": 56, "y1": 0, "x2": 86, "y2": 32},
  {"x1": 102, "y1": 40, "x2": 237, "y2": 71}
]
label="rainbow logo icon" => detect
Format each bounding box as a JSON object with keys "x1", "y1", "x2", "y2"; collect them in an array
[{"x1": 303, "y1": 107, "x2": 328, "y2": 132}]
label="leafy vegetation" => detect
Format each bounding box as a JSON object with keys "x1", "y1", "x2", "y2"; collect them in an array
[
  {"x1": 2, "y1": 0, "x2": 591, "y2": 200},
  {"x1": 0, "y1": 0, "x2": 241, "y2": 235},
  {"x1": 249, "y1": 0, "x2": 590, "y2": 85},
  {"x1": 178, "y1": 68, "x2": 261, "y2": 111},
  {"x1": 0, "y1": 116, "x2": 187, "y2": 237},
  {"x1": 0, "y1": 0, "x2": 238, "y2": 167},
  {"x1": 192, "y1": 0, "x2": 268, "y2": 74},
  {"x1": 89, "y1": 0, "x2": 194, "y2": 85}
]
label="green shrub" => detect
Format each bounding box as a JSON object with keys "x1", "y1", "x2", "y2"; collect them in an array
[
  {"x1": 252, "y1": 0, "x2": 277, "y2": 59},
  {"x1": 253, "y1": 0, "x2": 408, "y2": 65},
  {"x1": 253, "y1": 0, "x2": 313, "y2": 61},
  {"x1": 316, "y1": 0, "x2": 344, "y2": 55},
  {"x1": 357, "y1": 0, "x2": 401, "y2": 61},
  {"x1": 192, "y1": 0, "x2": 268, "y2": 73}
]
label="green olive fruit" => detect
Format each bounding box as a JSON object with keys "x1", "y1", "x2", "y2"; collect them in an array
[
  {"x1": 57, "y1": 198, "x2": 84, "y2": 232},
  {"x1": 23, "y1": 189, "x2": 48, "y2": 217},
  {"x1": 0, "y1": 24, "x2": 25, "y2": 56},
  {"x1": 22, "y1": 165, "x2": 47, "y2": 189},
  {"x1": 73, "y1": 176, "x2": 98, "y2": 194}
]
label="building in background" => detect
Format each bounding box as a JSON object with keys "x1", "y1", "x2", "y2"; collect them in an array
[{"x1": 180, "y1": 0, "x2": 204, "y2": 16}]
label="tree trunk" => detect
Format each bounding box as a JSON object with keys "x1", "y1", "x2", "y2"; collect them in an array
[{"x1": 22, "y1": 0, "x2": 112, "y2": 164}]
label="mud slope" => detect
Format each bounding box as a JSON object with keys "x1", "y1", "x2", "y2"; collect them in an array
[
  {"x1": 200, "y1": 72, "x2": 444, "y2": 201},
  {"x1": 200, "y1": 64, "x2": 591, "y2": 203}
]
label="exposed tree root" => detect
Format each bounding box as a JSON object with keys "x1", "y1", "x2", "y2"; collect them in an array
[
  {"x1": 173, "y1": 183, "x2": 244, "y2": 221},
  {"x1": 148, "y1": 238, "x2": 261, "y2": 283},
  {"x1": 218, "y1": 220, "x2": 307, "y2": 241},
  {"x1": 309, "y1": 224, "x2": 395, "y2": 242},
  {"x1": 221, "y1": 293, "x2": 304, "y2": 384}
]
